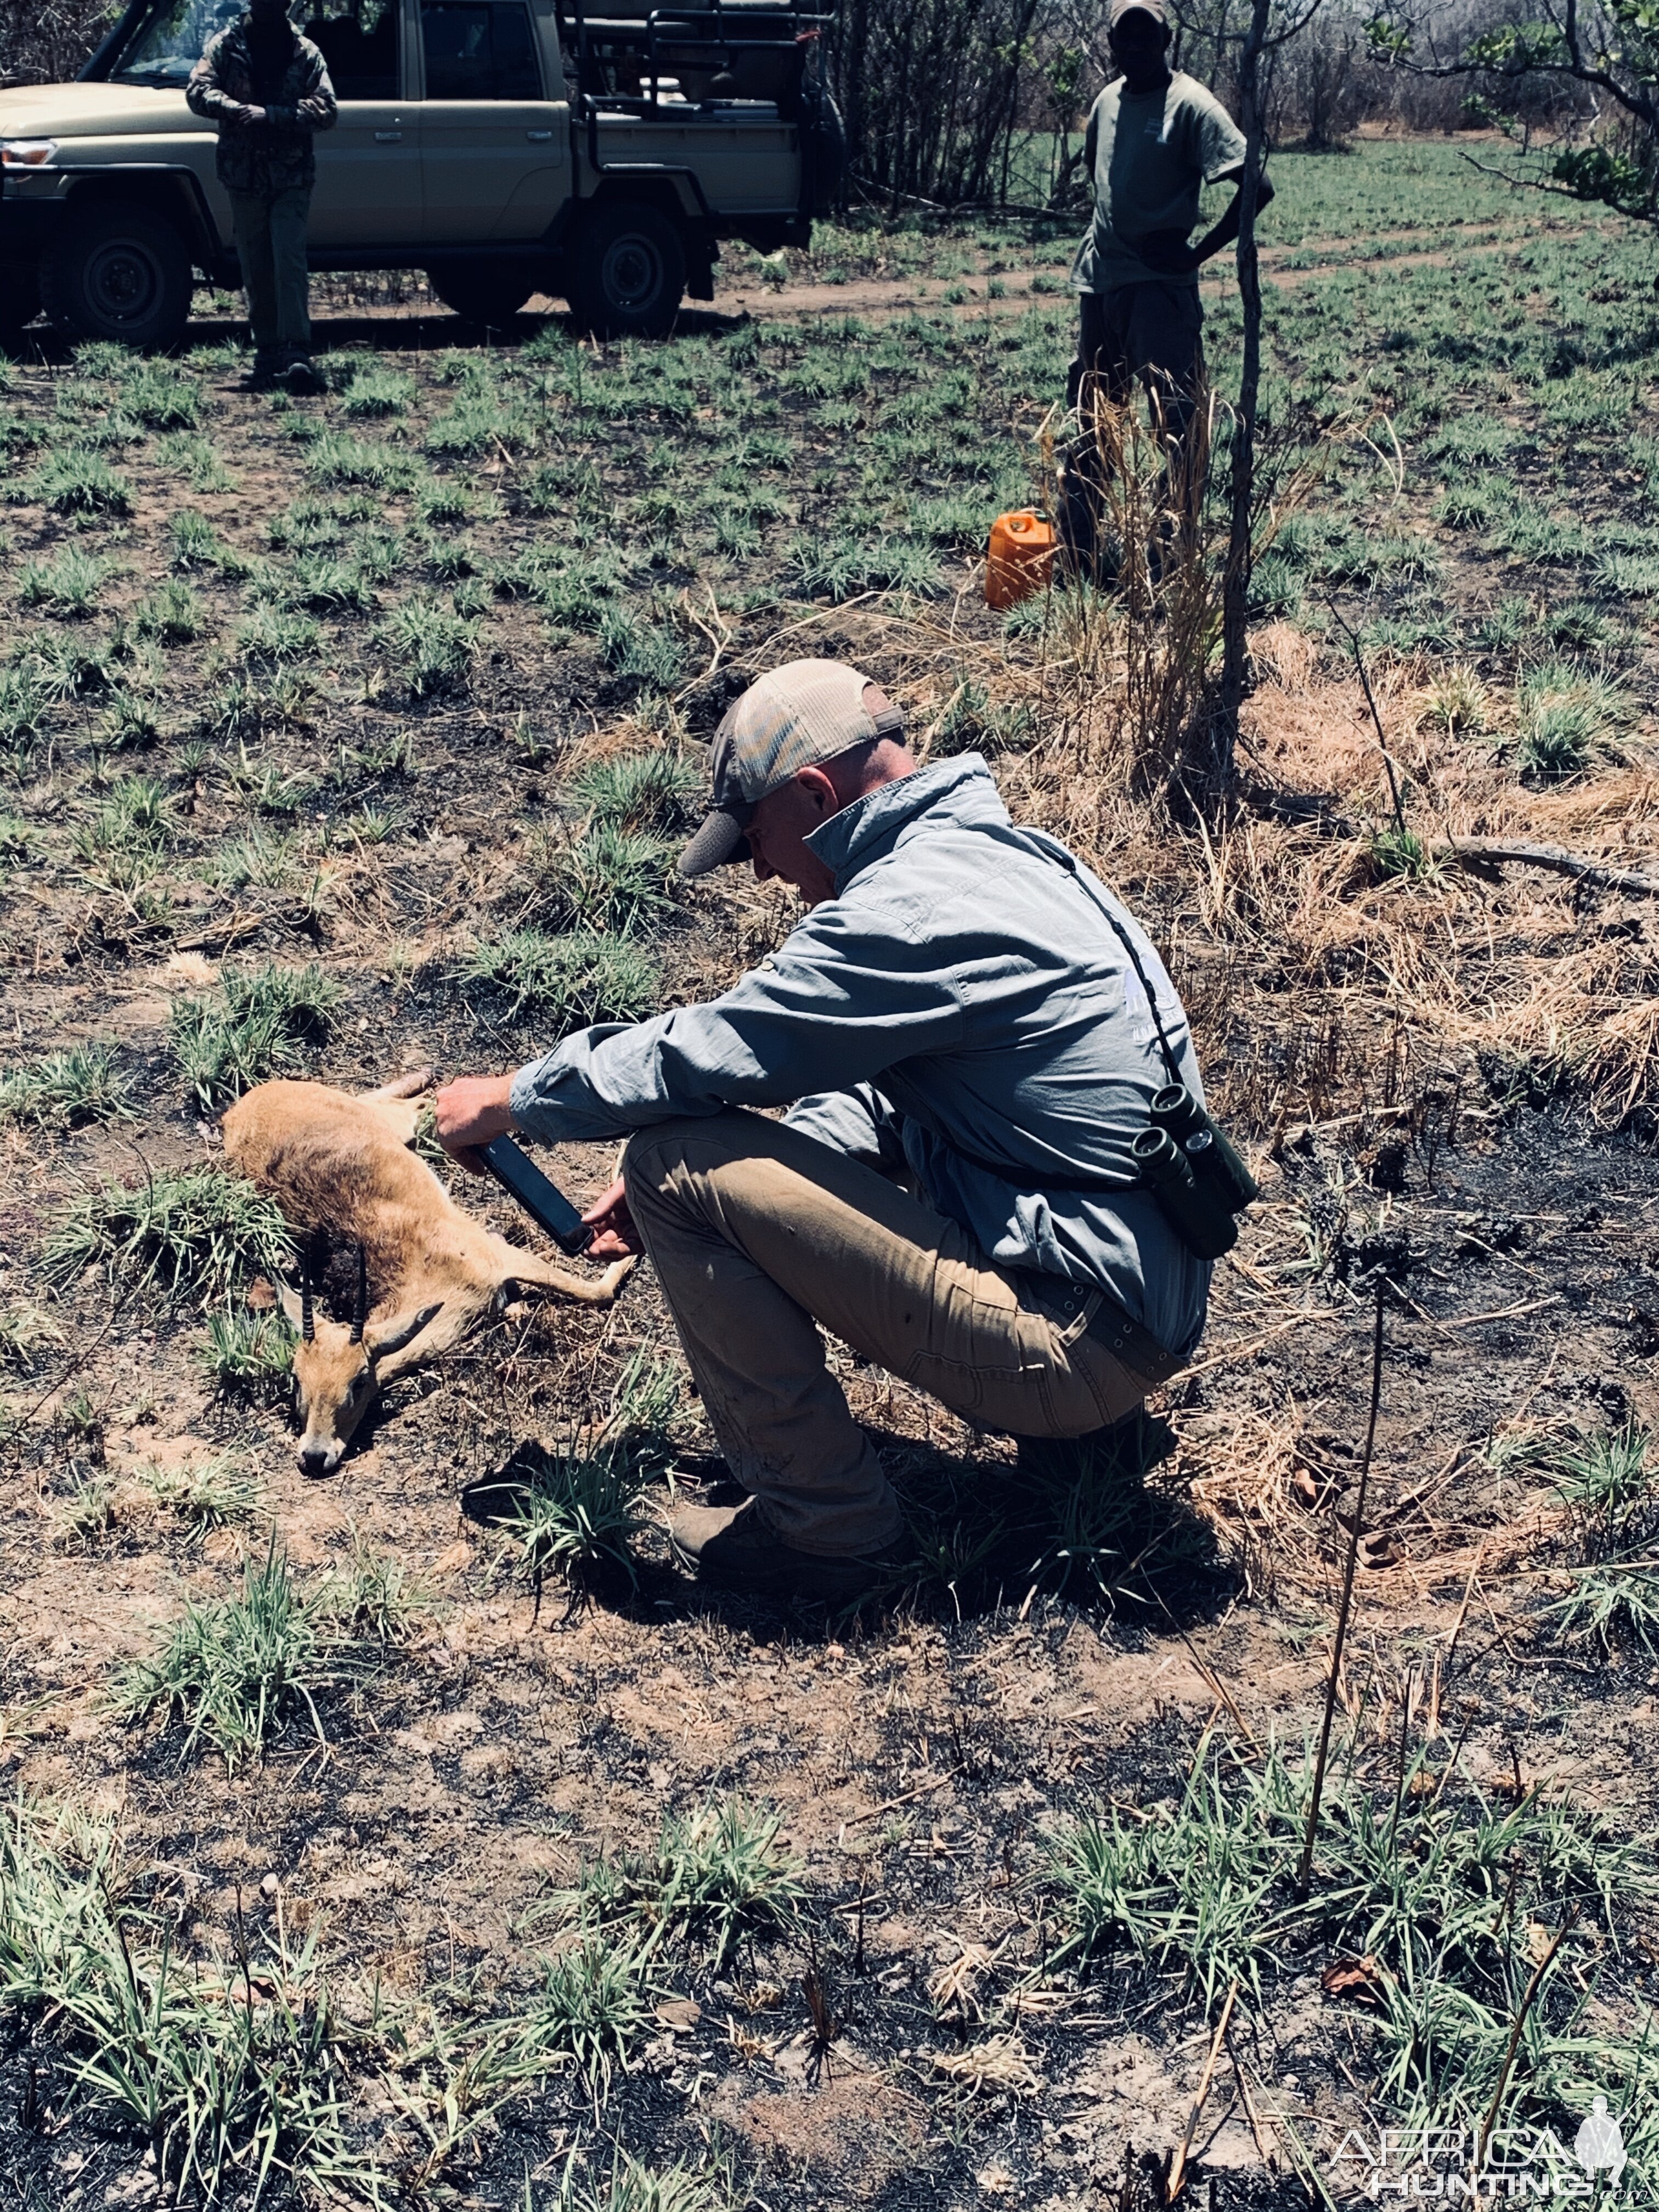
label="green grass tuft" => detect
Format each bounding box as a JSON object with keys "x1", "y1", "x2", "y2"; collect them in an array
[
  {"x1": 569, "y1": 748, "x2": 700, "y2": 833},
  {"x1": 112, "y1": 1543, "x2": 366, "y2": 1771},
  {"x1": 197, "y1": 1307, "x2": 295, "y2": 1400},
  {"x1": 169, "y1": 961, "x2": 341, "y2": 1111},
  {"x1": 44, "y1": 1166, "x2": 294, "y2": 1302},
  {"x1": 0, "y1": 1042, "x2": 136, "y2": 1127},
  {"x1": 455, "y1": 929, "x2": 661, "y2": 1026},
  {"x1": 528, "y1": 823, "x2": 676, "y2": 936}
]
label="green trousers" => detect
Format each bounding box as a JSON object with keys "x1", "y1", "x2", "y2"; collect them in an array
[{"x1": 229, "y1": 186, "x2": 312, "y2": 365}]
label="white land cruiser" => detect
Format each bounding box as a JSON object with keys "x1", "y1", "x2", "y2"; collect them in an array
[{"x1": 0, "y1": 0, "x2": 842, "y2": 346}]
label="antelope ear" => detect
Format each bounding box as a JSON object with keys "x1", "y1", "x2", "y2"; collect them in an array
[
  {"x1": 365, "y1": 1302, "x2": 443, "y2": 1359},
  {"x1": 276, "y1": 1282, "x2": 305, "y2": 1331}
]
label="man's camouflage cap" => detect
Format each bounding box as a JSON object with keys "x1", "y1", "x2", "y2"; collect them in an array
[{"x1": 676, "y1": 658, "x2": 904, "y2": 879}]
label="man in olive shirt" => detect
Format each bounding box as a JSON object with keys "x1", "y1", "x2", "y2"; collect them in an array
[{"x1": 1065, "y1": 0, "x2": 1272, "y2": 560}]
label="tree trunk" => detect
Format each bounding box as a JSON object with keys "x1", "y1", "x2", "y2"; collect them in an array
[{"x1": 1216, "y1": 0, "x2": 1271, "y2": 781}]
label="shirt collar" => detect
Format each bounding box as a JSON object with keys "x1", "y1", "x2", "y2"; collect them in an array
[{"x1": 804, "y1": 754, "x2": 1002, "y2": 894}]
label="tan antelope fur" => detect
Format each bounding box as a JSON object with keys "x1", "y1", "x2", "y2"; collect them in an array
[{"x1": 222, "y1": 1075, "x2": 633, "y2": 1475}]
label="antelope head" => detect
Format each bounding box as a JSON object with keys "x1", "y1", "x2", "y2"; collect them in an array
[{"x1": 278, "y1": 1248, "x2": 442, "y2": 1477}]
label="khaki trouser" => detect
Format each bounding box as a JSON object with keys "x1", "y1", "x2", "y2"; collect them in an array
[
  {"x1": 624, "y1": 1111, "x2": 1154, "y2": 1558},
  {"x1": 229, "y1": 185, "x2": 312, "y2": 366}
]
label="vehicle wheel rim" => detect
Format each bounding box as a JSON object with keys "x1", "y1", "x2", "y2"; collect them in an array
[
  {"x1": 84, "y1": 238, "x2": 165, "y2": 328},
  {"x1": 600, "y1": 233, "x2": 663, "y2": 315}
]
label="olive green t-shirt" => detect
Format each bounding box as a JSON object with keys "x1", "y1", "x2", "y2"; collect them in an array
[{"x1": 1070, "y1": 70, "x2": 1248, "y2": 294}]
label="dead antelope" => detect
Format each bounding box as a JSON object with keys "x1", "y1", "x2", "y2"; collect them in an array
[{"x1": 222, "y1": 1075, "x2": 633, "y2": 1476}]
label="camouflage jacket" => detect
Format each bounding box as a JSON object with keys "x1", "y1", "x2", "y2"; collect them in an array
[{"x1": 187, "y1": 16, "x2": 337, "y2": 195}]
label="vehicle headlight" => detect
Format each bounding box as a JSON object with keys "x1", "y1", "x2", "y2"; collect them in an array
[{"x1": 0, "y1": 140, "x2": 59, "y2": 167}]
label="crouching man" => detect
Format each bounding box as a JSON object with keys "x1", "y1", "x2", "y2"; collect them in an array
[
  {"x1": 188, "y1": 0, "x2": 336, "y2": 394},
  {"x1": 436, "y1": 659, "x2": 1211, "y2": 1600}
]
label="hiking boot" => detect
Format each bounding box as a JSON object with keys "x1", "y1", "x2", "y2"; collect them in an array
[
  {"x1": 668, "y1": 1499, "x2": 902, "y2": 1601},
  {"x1": 238, "y1": 359, "x2": 281, "y2": 392},
  {"x1": 280, "y1": 354, "x2": 325, "y2": 397}
]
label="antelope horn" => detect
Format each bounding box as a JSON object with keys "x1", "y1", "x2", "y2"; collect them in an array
[
  {"x1": 300, "y1": 1262, "x2": 315, "y2": 1342},
  {"x1": 350, "y1": 1244, "x2": 368, "y2": 1345}
]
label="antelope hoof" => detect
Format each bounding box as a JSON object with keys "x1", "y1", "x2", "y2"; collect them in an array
[{"x1": 600, "y1": 1256, "x2": 637, "y2": 1300}]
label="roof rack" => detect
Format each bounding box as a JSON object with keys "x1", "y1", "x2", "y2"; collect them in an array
[{"x1": 555, "y1": 0, "x2": 835, "y2": 119}]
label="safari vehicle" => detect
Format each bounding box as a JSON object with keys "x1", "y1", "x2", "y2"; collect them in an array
[{"x1": 0, "y1": 0, "x2": 842, "y2": 347}]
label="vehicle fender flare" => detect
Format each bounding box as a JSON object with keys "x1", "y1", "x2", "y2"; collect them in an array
[
  {"x1": 55, "y1": 167, "x2": 219, "y2": 267},
  {"x1": 560, "y1": 170, "x2": 715, "y2": 296}
]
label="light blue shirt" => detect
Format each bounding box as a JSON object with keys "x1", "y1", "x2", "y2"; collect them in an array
[{"x1": 510, "y1": 756, "x2": 1211, "y2": 1356}]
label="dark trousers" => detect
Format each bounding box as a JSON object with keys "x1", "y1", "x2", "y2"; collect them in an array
[
  {"x1": 1061, "y1": 283, "x2": 1207, "y2": 580},
  {"x1": 229, "y1": 185, "x2": 313, "y2": 366}
]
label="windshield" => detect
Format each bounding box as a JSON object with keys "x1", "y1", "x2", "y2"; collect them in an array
[
  {"x1": 110, "y1": 0, "x2": 400, "y2": 88},
  {"x1": 111, "y1": 0, "x2": 245, "y2": 83}
]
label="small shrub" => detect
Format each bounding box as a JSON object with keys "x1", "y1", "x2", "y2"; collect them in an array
[
  {"x1": 97, "y1": 689, "x2": 162, "y2": 754},
  {"x1": 169, "y1": 961, "x2": 341, "y2": 1111},
  {"x1": 0, "y1": 1042, "x2": 136, "y2": 1128},
  {"x1": 304, "y1": 430, "x2": 413, "y2": 490},
  {"x1": 1421, "y1": 664, "x2": 1489, "y2": 736},
  {"x1": 456, "y1": 929, "x2": 660, "y2": 1026},
  {"x1": 25, "y1": 631, "x2": 110, "y2": 702},
  {"x1": 319, "y1": 1534, "x2": 428, "y2": 1646},
  {"x1": 55, "y1": 1474, "x2": 119, "y2": 1546},
  {"x1": 285, "y1": 555, "x2": 376, "y2": 614},
  {"x1": 71, "y1": 775, "x2": 172, "y2": 865},
  {"x1": 551, "y1": 2148, "x2": 736, "y2": 2212},
  {"x1": 112, "y1": 1544, "x2": 361, "y2": 1770},
  {"x1": 931, "y1": 679, "x2": 1036, "y2": 758},
  {"x1": 44, "y1": 1166, "x2": 294, "y2": 1301}
]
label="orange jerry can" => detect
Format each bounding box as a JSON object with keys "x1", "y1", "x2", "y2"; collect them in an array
[{"x1": 985, "y1": 510, "x2": 1056, "y2": 610}]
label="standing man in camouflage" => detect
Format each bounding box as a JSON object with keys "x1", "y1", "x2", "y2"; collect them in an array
[
  {"x1": 1062, "y1": 0, "x2": 1272, "y2": 570},
  {"x1": 188, "y1": 0, "x2": 336, "y2": 394}
]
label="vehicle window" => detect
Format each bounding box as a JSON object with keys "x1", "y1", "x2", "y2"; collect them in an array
[
  {"x1": 421, "y1": 1, "x2": 541, "y2": 99},
  {"x1": 111, "y1": 0, "x2": 243, "y2": 86},
  {"x1": 303, "y1": 0, "x2": 399, "y2": 99}
]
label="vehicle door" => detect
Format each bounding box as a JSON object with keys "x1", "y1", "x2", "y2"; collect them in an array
[
  {"x1": 416, "y1": 0, "x2": 568, "y2": 245},
  {"x1": 303, "y1": 0, "x2": 422, "y2": 245}
]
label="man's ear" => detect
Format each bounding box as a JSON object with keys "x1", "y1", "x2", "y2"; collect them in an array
[{"x1": 366, "y1": 1302, "x2": 443, "y2": 1359}]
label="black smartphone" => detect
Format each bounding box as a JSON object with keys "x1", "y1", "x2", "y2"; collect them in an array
[{"x1": 475, "y1": 1136, "x2": 594, "y2": 1257}]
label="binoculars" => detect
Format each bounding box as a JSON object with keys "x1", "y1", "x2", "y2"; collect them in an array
[{"x1": 1130, "y1": 1084, "x2": 1261, "y2": 1261}]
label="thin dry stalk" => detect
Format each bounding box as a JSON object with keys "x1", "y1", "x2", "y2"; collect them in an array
[{"x1": 1295, "y1": 1279, "x2": 1386, "y2": 1900}]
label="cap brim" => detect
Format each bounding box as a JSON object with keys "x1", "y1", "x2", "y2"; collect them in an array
[{"x1": 676, "y1": 808, "x2": 752, "y2": 880}]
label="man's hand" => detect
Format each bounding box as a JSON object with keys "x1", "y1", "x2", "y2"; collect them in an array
[
  {"x1": 226, "y1": 101, "x2": 268, "y2": 125},
  {"x1": 1139, "y1": 229, "x2": 1201, "y2": 277},
  {"x1": 582, "y1": 1175, "x2": 642, "y2": 1260},
  {"x1": 435, "y1": 1074, "x2": 516, "y2": 1173}
]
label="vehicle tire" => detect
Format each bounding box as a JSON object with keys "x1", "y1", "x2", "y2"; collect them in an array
[
  {"x1": 567, "y1": 200, "x2": 685, "y2": 340},
  {"x1": 426, "y1": 261, "x2": 537, "y2": 327},
  {"x1": 40, "y1": 205, "x2": 193, "y2": 349},
  {"x1": 0, "y1": 262, "x2": 42, "y2": 343}
]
